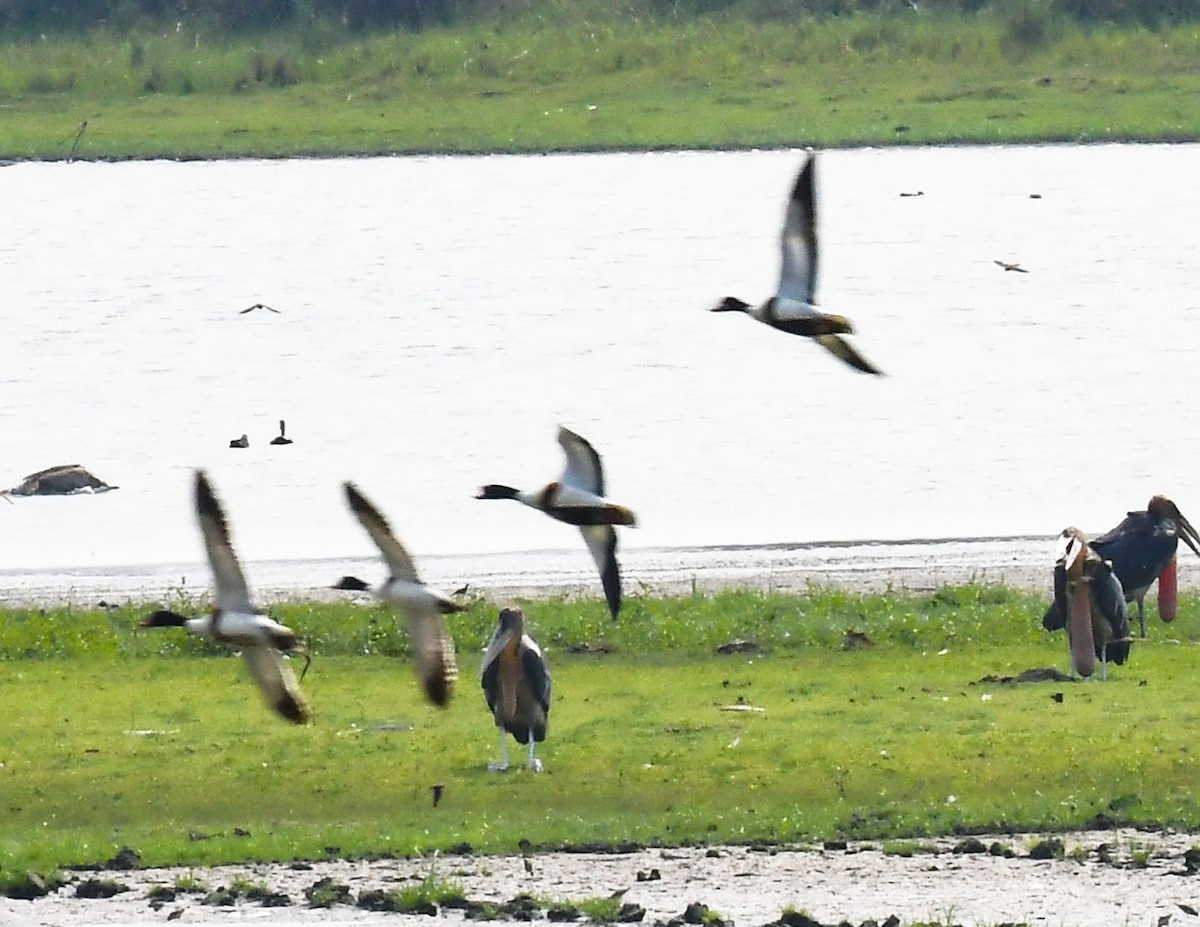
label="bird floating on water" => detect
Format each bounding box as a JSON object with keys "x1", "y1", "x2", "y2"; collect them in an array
[
  {"x1": 1047, "y1": 527, "x2": 1130, "y2": 681},
  {"x1": 481, "y1": 606, "x2": 552, "y2": 772},
  {"x1": 710, "y1": 153, "x2": 883, "y2": 376},
  {"x1": 476, "y1": 426, "x2": 636, "y2": 620},
  {"x1": 229, "y1": 434, "x2": 249, "y2": 449},
  {"x1": 334, "y1": 481, "x2": 462, "y2": 707},
  {"x1": 140, "y1": 470, "x2": 311, "y2": 723},
  {"x1": 239, "y1": 302, "x2": 280, "y2": 315},
  {"x1": 270, "y1": 420, "x2": 293, "y2": 446},
  {"x1": 2, "y1": 464, "x2": 117, "y2": 497}
]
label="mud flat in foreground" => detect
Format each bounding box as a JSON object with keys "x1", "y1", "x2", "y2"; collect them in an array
[{"x1": 5, "y1": 830, "x2": 1199, "y2": 927}]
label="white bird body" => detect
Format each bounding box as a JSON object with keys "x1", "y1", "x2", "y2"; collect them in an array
[
  {"x1": 477, "y1": 426, "x2": 636, "y2": 619},
  {"x1": 140, "y1": 470, "x2": 310, "y2": 724},
  {"x1": 336, "y1": 481, "x2": 462, "y2": 707}
]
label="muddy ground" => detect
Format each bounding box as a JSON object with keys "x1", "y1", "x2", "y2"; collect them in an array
[{"x1": 4, "y1": 830, "x2": 1200, "y2": 927}]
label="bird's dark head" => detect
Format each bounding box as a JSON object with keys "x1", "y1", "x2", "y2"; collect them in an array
[
  {"x1": 1148, "y1": 495, "x2": 1200, "y2": 556},
  {"x1": 141, "y1": 609, "x2": 189, "y2": 628},
  {"x1": 332, "y1": 575, "x2": 371, "y2": 592},
  {"x1": 711, "y1": 297, "x2": 752, "y2": 314},
  {"x1": 498, "y1": 605, "x2": 526, "y2": 634},
  {"x1": 476, "y1": 484, "x2": 518, "y2": 501}
]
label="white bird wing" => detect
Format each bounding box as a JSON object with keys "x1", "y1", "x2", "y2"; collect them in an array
[
  {"x1": 777, "y1": 156, "x2": 818, "y2": 305},
  {"x1": 242, "y1": 647, "x2": 309, "y2": 724},
  {"x1": 558, "y1": 425, "x2": 605, "y2": 495},
  {"x1": 343, "y1": 482, "x2": 421, "y2": 583},
  {"x1": 581, "y1": 525, "x2": 622, "y2": 619},
  {"x1": 403, "y1": 597, "x2": 459, "y2": 707},
  {"x1": 194, "y1": 470, "x2": 255, "y2": 615}
]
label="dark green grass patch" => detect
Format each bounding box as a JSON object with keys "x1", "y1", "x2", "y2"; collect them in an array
[
  {"x1": 2, "y1": 584, "x2": 1200, "y2": 887},
  {"x1": 1, "y1": 12, "x2": 1198, "y2": 160}
]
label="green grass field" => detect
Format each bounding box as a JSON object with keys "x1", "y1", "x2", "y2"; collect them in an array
[
  {"x1": 3, "y1": 584, "x2": 1199, "y2": 889},
  {"x1": 1, "y1": 10, "x2": 1198, "y2": 159}
]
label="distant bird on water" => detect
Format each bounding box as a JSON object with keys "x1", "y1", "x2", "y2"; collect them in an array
[
  {"x1": 229, "y1": 434, "x2": 249, "y2": 449},
  {"x1": 334, "y1": 481, "x2": 462, "y2": 707},
  {"x1": 140, "y1": 470, "x2": 311, "y2": 723},
  {"x1": 476, "y1": 426, "x2": 637, "y2": 620},
  {"x1": 710, "y1": 153, "x2": 883, "y2": 376},
  {"x1": 994, "y1": 260, "x2": 1029, "y2": 273},
  {"x1": 481, "y1": 606, "x2": 552, "y2": 772},
  {"x1": 270, "y1": 420, "x2": 293, "y2": 446},
  {"x1": 1062, "y1": 495, "x2": 1200, "y2": 638},
  {"x1": 239, "y1": 302, "x2": 280, "y2": 315},
  {"x1": 2, "y1": 464, "x2": 117, "y2": 496},
  {"x1": 1046, "y1": 526, "x2": 1130, "y2": 680}
]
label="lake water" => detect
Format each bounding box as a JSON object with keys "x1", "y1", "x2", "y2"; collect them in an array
[{"x1": 2, "y1": 143, "x2": 1198, "y2": 604}]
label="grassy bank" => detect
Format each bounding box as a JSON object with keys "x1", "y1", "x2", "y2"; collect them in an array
[
  {"x1": 1, "y1": 9, "x2": 1198, "y2": 160},
  {"x1": 2, "y1": 584, "x2": 1199, "y2": 887}
]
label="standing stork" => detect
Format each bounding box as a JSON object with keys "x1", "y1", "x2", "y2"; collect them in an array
[
  {"x1": 1043, "y1": 496, "x2": 1200, "y2": 638},
  {"x1": 1048, "y1": 527, "x2": 1131, "y2": 680},
  {"x1": 481, "y1": 606, "x2": 551, "y2": 772},
  {"x1": 140, "y1": 470, "x2": 311, "y2": 723},
  {"x1": 334, "y1": 482, "x2": 462, "y2": 707},
  {"x1": 476, "y1": 426, "x2": 637, "y2": 619}
]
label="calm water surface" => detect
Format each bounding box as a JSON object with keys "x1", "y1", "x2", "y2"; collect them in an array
[{"x1": 2, "y1": 144, "x2": 1198, "y2": 601}]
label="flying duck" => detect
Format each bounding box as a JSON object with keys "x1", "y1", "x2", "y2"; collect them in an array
[
  {"x1": 270, "y1": 420, "x2": 293, "y2": 446},
  {"x1": 711, "y1": 153, "x2": 883, "y2": 376},
  {"x1": 481, "y1": 606, "x2": 552, "y2": 772},
  {"x1": 140, "y1": 470, "x2": 311, "y2": 723},
  {"x1": 334, "y1": 482, "x2": 462, "y2": 707},
  {"x1": 1047, "y1": 527, "x2": 1130, "y2": 680},
  {"x1": 239, "y1": 302, "x2": 280, "y2": 314},
  {"x1": 1042, "y1": 495, "x2": 1200, "y2": 638},
  {"x1": 994, "y1": 260, "x2": 1029, "y2": 273},
  {"x1": 229, "y1": 434, "x2": 249, "y2": 449},
  {"x1": 476, "y1": 426, "x2": 637, "y2": 619}
]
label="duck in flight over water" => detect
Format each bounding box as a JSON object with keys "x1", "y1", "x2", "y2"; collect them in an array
[
  {"x1": 476, "y1": 426, "x2": 636, "y2": 620},
  {"x1": 710, "y1": 153, "x2": 883, "y2": 376},
  {"x1": 140, "y1": 470, "x2": 311, "y2": 723},
  {"x1": 239, "y1": 302, "x2": 281, "y2": 314},
  {"x1": 334, "y1": 482, "x2": 462, "y2": 707}
]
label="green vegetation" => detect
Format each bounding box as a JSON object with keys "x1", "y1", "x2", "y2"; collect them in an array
[
  {"x1": 2, "y1": 583, "x2": 1200, "y2": 888},
  {"x1": 0, "y1": 1, "x2": 1197, "y2": 159}
]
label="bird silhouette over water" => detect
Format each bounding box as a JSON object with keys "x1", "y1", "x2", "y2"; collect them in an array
[
  {"x1": 239, "y1": 302, "x2": 280, "y2": 315},
  {"x1": 710, "y1": 153, "x2": 883, "y2": 375},
  {"x1": 994, "y1": 260, "x2": 1029, "y2": 273}
]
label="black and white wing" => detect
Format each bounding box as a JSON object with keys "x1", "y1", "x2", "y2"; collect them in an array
[
  {"x1": 193, "y1": 470, "x2": 255, "y2": 615},
  {"x1": 777, "y1": 155, "x2": 818, "y2": 305},
  {"x1": 582, "y1": 525, "x2": 621, "y2": 619},
  {"x1": 343, "y1": 482, "x2": 421, "y2": 583},
  {"x1": 558, "y1": 426, "x2": 605, "y2": 496},
  {"x1": 242, "y1": 647, "x2": 310, "y2": 723}
]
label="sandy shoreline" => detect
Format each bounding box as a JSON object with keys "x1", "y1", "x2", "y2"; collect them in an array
[
  {"x1": 5, "y1": 830, "x2": 1200, "y2": 926},
  {"x1": 0, "y1": 536, "x2": 1132, "y2": 607}
]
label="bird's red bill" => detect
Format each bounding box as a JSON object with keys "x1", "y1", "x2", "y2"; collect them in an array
[{"x1": 1157, "y1": 555, "x2": 1178, "y2": 623}]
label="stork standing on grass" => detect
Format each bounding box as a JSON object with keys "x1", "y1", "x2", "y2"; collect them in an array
[
  {"x1": 1042, "y1": 496, "x2": 1200, "y2": 638},
  {"x1": 1049, "y1": 527, "x2": 1131, "y2": 680},
  {"x1": 481, "y1": 606, "x2": 551, "y2": 772},
  {"x1": 140, "y1": 470, "x2": 311, "y2": 723},
  {"x1": 334, "y1": 481, "x2": 462, "y2": 707}
]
